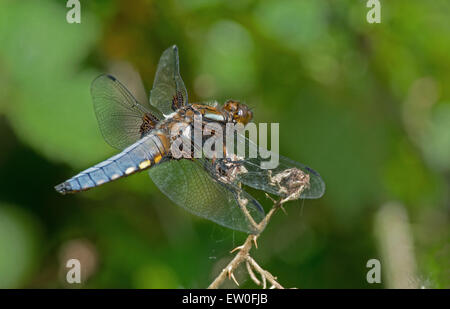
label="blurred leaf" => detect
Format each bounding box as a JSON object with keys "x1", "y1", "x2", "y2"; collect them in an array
[
  {"x1": 0, "y1": 0, "x2": 107, "y2": 168},
  {"x1": 133, "y1": 262, "x2": 179, "y2": 288},
  {"x1": 199, "y1": 20, "x2": 255, "y2": 98},
  {"x1": 383, "y1": 139, "x2": 438, "y2": 206},
  {"x1": 253, "y1": 0, "x2": 328, "y2": 51},
  {"x1": 421, "y1": 103, "x2": 450, "y2": 171},
  {"x1": 0, "y1": 204, "x2": 41, "y2": 288}
]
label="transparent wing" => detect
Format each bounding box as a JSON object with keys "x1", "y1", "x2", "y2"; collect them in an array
[
  {"x1": 149, "y1": 45, "x2": 188, "y2": 116},
  {"x1": 149, "y1": 158, "x2": 265, "y2": 234},
  {"x1": 231, "y1": 133, "x2": 325, "y2": 199},
  {"x1": 91, "y1": 74, "x2": 163, "y2": 150}
]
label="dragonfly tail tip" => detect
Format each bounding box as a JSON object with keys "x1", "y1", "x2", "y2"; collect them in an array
[{"x1": 54, "y1": 182, "x2": 71, "y2": 195}]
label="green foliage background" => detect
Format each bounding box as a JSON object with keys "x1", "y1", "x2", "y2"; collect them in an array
[{"x1": 0, "y1": 0, "x2": 449, "y2": 288}]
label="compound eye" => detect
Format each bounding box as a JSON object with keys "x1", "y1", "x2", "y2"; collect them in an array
[{"x1": 238, "y1": 109, "x2": 244, "y2": 117}]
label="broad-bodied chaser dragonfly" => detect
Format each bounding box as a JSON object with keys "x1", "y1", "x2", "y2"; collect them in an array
[{"x1": 55, "y1": 45, "x2": 325, "y2": 234}]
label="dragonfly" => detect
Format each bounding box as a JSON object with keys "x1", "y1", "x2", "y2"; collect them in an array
[{"x1": 55, "y1": 45, "x2": 325, "y2": 234}]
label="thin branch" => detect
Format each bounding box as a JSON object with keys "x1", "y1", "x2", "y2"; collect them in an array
[
  {"x1": 208, "y1": 195, "x2": 287, "y2": 289},
  {"x1": 208, "y1": 234, "x2": 255, "y2": 289},
  {"x1": 246, "y1": 256, "x2": 283, "y2": 289},
  {"x1": 246, "y1": 260, "x2": 261, "y2": 286}
]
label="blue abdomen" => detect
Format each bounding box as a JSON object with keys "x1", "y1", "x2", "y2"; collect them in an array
[{"x1": 55, "y1": 133, "x2": 167, "y2": 194}]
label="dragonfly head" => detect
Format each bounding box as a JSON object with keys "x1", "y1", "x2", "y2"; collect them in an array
[{"x1": 223, "y1": 100, "x2": 253, "y2": 125}]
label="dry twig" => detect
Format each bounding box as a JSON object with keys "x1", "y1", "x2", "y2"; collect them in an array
[{"x1": 208, "y1": 194, "x2": 288, "y2": 289}]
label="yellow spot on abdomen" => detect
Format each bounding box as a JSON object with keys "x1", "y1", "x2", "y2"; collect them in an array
[
  {"x1": 139, "y1": 160, "x2": 151, "y2": 169},
  {"x1": 154, "y1": 154, "x2": 162, "y2": 164},
  {"x1": 111, "y1": 174, "x2": 120, "y2": 180}
]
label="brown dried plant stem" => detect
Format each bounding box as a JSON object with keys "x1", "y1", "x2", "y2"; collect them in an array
[{"x1": 208, "y1": 196, "x2": 286, "y2": 289}]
